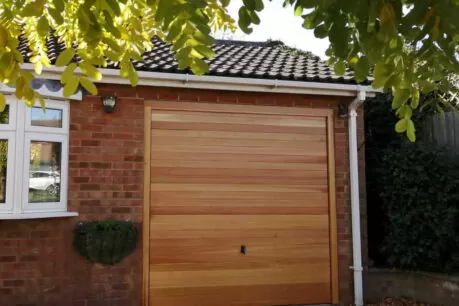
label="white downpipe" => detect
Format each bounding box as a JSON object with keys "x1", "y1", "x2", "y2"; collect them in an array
[{"x1": 349, "y1": 91, "x2": 366, "y2": 306}]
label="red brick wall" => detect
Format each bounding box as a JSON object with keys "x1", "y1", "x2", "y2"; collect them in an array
[{"x1": 0, "y1": 84, "x2": 361, "y2": 305}]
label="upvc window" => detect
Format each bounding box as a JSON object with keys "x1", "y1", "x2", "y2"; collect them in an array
[{"x1": 0, "y1": 97, "x2": 77, "y2": 219}]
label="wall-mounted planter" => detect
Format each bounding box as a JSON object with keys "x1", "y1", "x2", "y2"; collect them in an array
[{"x1": 73, "y1": 220, "x2": 138, "y2": 265}]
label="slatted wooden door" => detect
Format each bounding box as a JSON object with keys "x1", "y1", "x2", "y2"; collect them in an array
[{"x1": 143, "y1": 101, "x2": 338, "y2": 306}]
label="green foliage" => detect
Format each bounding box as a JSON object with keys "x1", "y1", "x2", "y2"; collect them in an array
[
  {"x1": 73, "y1": 220, "x2": 138, "y2": 265},
  {"x1": 377, "y1": 144, "x2": 459, "y2": 272},
  {"x1": 0, "y1": 0, "x2": 236, "y2": 108},
  {"x1": 0, "y1": 0, "x2": 458, "y2": 141},
  {"x1": 366, "y1": 93, "x2": 459, "y2": 273},
  {"x1": 242, "y1": 0, "x2": 459, "y2": 141}
]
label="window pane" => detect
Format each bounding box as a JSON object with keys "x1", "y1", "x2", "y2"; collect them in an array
[
  {"x1": 0, "y1": 105, "x2": 9, "y2": 124},
  {"x1": 29, "y1": 141, "x2": 61, "y2": 203},
  {"x1": 0, "y1": 139, "x2": 7, "y2": 203},
  {"x1": 31, "y1": 107, "x2": 63, "y2": 128}
]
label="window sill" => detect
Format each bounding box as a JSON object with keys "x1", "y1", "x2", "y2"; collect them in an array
[{"x1": 0, "y1": 211, "x2": 79, "y2": 220}]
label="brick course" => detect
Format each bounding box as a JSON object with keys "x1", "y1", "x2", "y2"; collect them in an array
[{"x1": 0, "y1": 84, "x2": 363, "y2": 305}]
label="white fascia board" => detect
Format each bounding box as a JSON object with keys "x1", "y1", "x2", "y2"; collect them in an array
[{"x1": 21, "y1": 63, "x2": 378, "y2": 97}]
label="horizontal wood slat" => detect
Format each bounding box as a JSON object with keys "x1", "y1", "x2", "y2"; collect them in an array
[
  {"x1": 150, "y1": 263, "x2": 331, "y2": 288},
  {"x1": 149, "y1": 283, "x2": 331, "y2": 306},
  {"x1": 150, "y1": 151, "x2": 328, "y2": 165},
  {"x1": 151, "y1": 111, "x2": 326, "y2": 127},
  {"x1": 150, "y1": 238, "x2": 330, "y2": 268},
  {"x1": 146, "y1": 102, "x2": 336, "y2": 305},
  {"x1": 151, "y1": 121, "x2": 326, "y2": 134},
  {"x1": 145, "y1": 100, "x2": 334, "y2": 117},
  {"x1": 151, "y1": 160, "x2": 328, "y2": 171},
  {"x1": 151, "y1": 183, "x2": 328, "y2": 193},
  {"x1": 151, "y1": 129, "x2": 328, "y2": 141},
  {"x1": 151, "y1": 135, "x2": 326, "y2": 150}
]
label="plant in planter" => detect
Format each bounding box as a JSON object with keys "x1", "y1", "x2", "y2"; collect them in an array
[{"x1": 73, "y1": 220, "x2": 138, "y2": 265}]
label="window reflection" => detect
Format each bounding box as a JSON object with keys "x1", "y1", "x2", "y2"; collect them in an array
[
  {"x1": 0, "y1": 105, "x2": 9, "y2": 124},
  {"x1": 31, "y1": 107, "x2": 63, "y2": 128},
  {"x1": 0, "y1": 139, "x2": 7, "y2": 203},
  {"x1": 28, "y1": 141, "x2": 61, "y2": 203}
]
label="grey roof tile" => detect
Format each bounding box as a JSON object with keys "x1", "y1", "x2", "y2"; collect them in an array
[{"x1": 19, "y1": 35, "x2": 366, "y2": 85}]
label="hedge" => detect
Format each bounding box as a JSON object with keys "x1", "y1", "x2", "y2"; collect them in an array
[{"x1": 365, "y1": 93, "x2": 459, "y2": 273}]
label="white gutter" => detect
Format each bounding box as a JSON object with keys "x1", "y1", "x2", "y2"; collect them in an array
[
  {"x1": 21, "y1": 63, "x2": 377, "y2": 97},
  {"x1": 348, "y1": 90, "x2": 366, "y2": 306}
]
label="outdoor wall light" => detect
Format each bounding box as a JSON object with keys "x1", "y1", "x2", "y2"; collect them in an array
[
  {"x1": 102, "y1": 95, "x2": 117, "y2": 113},
  {"x1": 338, "y1": 103, "x2": 348, "y2": 118}
]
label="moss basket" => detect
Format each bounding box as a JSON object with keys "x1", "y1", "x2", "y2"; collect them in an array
[{"x1": 73, "y1": 220, "x2": 138, "y2": 265}]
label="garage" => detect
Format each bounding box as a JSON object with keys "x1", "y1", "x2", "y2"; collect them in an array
[{"x1": 143, "y1": 101, "x2": 338, "y2": 306}]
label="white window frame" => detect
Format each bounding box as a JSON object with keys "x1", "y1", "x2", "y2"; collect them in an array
[
  {"x1": 0, "y1": 131, "x2": 15, "y2": 212},
  {"x1": 0, "y1": 99, "x2": 17, "y2": 131},
  {"x1": 0, "y1": 96, "x2": 77, "y2": 219},
  {"x1": 22, "y1": 133, "x2": 69, "y2": 212}
]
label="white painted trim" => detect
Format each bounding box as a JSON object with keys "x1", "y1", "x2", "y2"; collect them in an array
[
  {"x1": 21, "y1": 63, "x2": 378, "y2": 97},
  {"x1": 0, "y1": 132, "x2": 15, "y2": 212},
  {"x1": 0, "y1": 81, "x2": 82, "y2": 101},
  {"x1": 0, "y1": 96, "x2": 72, "y2": 218},
  {"x1": 13, "y1": 97, "x2": 25, "y2": 214},
  {"x1": 0, "y1": 98, "x2": 18, "y2": 131},
  {"x1": 0, "y1": 211, "x2": 78, "y2": 219},
  {"x1": 25, "y1": 100, "x2": 69, "y2": 135},
  {"x1": 348, "y1": 92, "x2": 366, "y2": 306},
  {"x1": 22, "y1": 133, "x2": 69, "y2": 212}
]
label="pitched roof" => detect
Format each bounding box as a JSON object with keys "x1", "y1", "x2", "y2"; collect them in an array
[{"x1": 19, "y1": 36, "x2": 360, "y2": 85}]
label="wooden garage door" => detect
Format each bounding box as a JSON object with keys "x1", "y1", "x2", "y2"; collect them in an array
[{"x1": 143, "y1": 101, "x2": 338, "y2": 306}]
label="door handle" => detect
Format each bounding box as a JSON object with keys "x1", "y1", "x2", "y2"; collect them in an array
[{"x1": 240, "y1": 245, "x2": 247, "y2": 255}]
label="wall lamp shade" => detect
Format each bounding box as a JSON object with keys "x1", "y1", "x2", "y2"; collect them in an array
[
  {"x1": 102, "y1": 95, "x2": 117, "y2": 113},
  {"x1": 338, "y1": 103, "x2": 348, "y2": 118}
]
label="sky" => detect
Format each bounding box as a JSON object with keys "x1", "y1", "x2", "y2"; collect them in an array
[{"x1": 214, "y1": 0, "x2": 330, "y2": 59}]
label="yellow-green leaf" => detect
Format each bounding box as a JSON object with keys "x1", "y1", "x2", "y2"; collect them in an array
[
  {"x1": 194, "y1": 45, "x2": 215, "y2": 58},
  {"x1": 80, "y1": 61, "x2": 102, "y2": 81},
  {"x1": 395, "y1": 118, "x2": 407, "y2": 133},
  {"x1": 373, "y1": 63, "x2": 392, "y2": 88},
  {"x1": 15, "y1": 76, "x2": 25, "y2": 99},
  {"x1": 190, "y1": 58, "x2": 208, "y2": 76},
  {"x1": 0, "y1": 94, "x2": 5, "y2": 112},
  {"x1": 406, "y1": 119, "x2": 416, "y2": 142},
  {"x1": 37, "y1": 16, "x2": 49, "y2": 37},
  {"x1": 392, "y1": 88, "x2": 411, "y2": 109},
  {"x1": 80, "y1": 77, "x2": 98, "y2": 95},
  {"x1": 120, "y1": 60, "x2": 129, "y2": 78},
  {"x1": 22, "y1": 3, "x2": 43, "y2": 17},
  {"x1": 127, "y1": 62, "x2": 138, "y2": 87},
  {"x1": 354, "y1": 56, "x2": 369, "y2": 82},
  {"x1": 37, "y1": 93, "x2": 45, "y2": 111},
  {"x1": 61, "y1": 63, "x2": 77, "y2": 84},
  {"x1": 105, "y1": 0, "x2": 121, "y2": 15},
  {"x1": 410, "y1": 88, "x2": 420, "y2": 109},
  {"x1": 63, "y1": 76, "x2": 79, "y2": 97},
  {"x1": 34, "y1": 61, "x2": 43, "y2": 75},
  {"x1": 55, "y1": 48, "x2": 75, "y2": 67},
  {"x1": 23, "y1": 86, "x2": 35, "y2": 105},
  {"x1": 334, "y1": 61, "x2": 346, "y2": 76},
  {"x1": 0, "y1": 25, "x2": 8, "y2": 48}
]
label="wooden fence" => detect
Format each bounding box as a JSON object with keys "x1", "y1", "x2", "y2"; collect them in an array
[{"x1": 423, "y1": 112, "x2": 459, "y2": 154}]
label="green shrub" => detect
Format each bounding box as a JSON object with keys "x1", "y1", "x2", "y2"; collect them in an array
[
  {"x1": 377, "y1": 143, "x2": 459, "y2": 273},
  {"x1": 73, "y1": 220, "x2": 138, "y2": 265}
]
